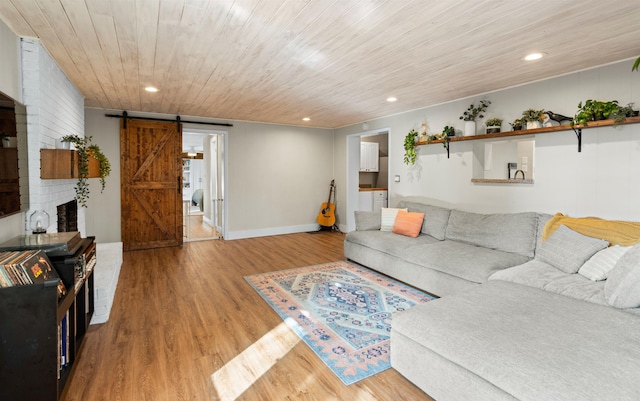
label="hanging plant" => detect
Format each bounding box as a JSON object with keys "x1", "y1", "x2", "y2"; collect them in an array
[
  {"x1": 61, "y1": 135, "x2": 111, "y2": 207},
  {"x1": 403, "y1": 129, "x2": 419, "y2": 165}
]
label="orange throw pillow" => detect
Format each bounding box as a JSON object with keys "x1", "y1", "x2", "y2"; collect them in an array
[{"x1": 392, "y1": 210, "x2": 425, "y2": 238}]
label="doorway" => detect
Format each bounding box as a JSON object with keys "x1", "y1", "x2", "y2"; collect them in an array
[
  {"x1": 345, "y1": 127, "x2": 390, "y2": 232},
  {"x1": 182, "y1": 129, "x2": 226, "y2": 241}
]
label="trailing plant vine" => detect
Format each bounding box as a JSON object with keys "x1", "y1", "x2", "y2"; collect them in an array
[
  {"x1": 403, "y1": 129, "x2": 419, "y2": 165},
  {"x1": 61, "y1": 135, "x2": 111, "y2": 207}
]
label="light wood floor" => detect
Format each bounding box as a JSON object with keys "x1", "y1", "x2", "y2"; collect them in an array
[
  {"x1": 185, "y1": 214, "x2": 222, "y2": 241},
  {"x1": 62, "y1": 232, "x2": 434, "y2": 401}
]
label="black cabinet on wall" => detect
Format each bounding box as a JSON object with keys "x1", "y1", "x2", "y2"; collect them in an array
[{"x1": 0, "y1": 237, "x2": 95, "y2": 401}]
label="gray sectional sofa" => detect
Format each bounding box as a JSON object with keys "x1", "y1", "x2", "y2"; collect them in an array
[{"x1": 344, "y1": 201, "x2": 640, "y2": 401}]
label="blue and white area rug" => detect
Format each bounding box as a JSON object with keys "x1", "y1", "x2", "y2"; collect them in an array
[{"x1": 244, "y1": 261, "x2": 435, "y2": 384}]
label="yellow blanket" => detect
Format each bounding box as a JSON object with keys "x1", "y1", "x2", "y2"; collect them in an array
[{"x1": 542, "y1": 213, "x2": 640, "y2": 246}]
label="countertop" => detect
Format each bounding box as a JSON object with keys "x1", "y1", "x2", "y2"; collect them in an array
[{"x1": 359, "y1": 187, "x2": 388, "y2": 191}]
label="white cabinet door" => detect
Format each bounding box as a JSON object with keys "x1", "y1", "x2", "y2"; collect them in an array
[
  {"x1": 360, "y1": 142, "x2": 379, "y2": 172},
  {"x1": 358, "y1": 191, "x2": 373, "y2": 212},
  {"x1": 372, "y1": 190, "x2": 387, "y2": 212}
]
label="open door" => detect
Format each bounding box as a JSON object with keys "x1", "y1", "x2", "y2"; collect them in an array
[{"x1": 121, "y1": 119, "x2": 183, "y2": 251}]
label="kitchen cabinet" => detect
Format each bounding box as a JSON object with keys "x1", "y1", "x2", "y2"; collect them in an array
[
  {"x1": 360, "y1": 142, "x2": 379, "y2": 172},
  {"x1": 372, "y1": 190, "x2": 387, "y2": 212},
  {"x1": 358, "y1": 189, "x2": 387, "y2": 212}
]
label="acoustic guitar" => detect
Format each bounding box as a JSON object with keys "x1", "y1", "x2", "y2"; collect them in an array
[{"x1": 317, "y1": 179, "x2": 336, "y2": 228}]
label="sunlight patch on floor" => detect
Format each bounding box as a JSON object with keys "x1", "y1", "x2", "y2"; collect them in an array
[{"x1": 211, "y1": 318, "x2": 301, "y2": 400}]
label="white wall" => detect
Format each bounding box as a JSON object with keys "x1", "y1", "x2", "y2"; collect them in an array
[
  {"x1": 0, "y1": 33, "x2": 85, "y2": 242},
  {"x1": 84, "y1": 109, "x2": 335, "y2": 241},
  {"x1": 0, "y1": 17, "x2": 20, "y2": 103},
  {"x1": 22, "y1": 38, "x2": 86, "y2": 235},
  {"x1": 334, "y1": 59, "x2": 640, "y2": 229}
]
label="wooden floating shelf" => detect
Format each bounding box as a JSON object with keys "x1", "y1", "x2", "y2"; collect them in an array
[
  {"x1": 418, "y1": 116, "x2": 640, "y2": 146},
  {"x1": 40, "y1": 149, "x2": 100, "y2": 179}
]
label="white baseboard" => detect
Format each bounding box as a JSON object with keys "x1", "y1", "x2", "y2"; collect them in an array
[{"x1": 225, "y1": 224, "x2": 322, "y2": 240}]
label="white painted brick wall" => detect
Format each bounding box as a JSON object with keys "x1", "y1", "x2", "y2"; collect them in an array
[{"x1": 21, "y1": 38, "x2": 86, "y2": 235}]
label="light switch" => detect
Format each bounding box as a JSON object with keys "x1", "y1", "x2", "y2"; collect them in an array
[
  {"x1": 394, "y1": 175, "x2": 400, "y2": 182},
  {"x1": 522, "y1": 165, "x2": 528, "y2": 172},
  {"x1": 521, "y1": 156, "x2": 528, "y2": 164}
]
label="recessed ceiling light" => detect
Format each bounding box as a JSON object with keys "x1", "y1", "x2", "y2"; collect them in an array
[
  {"x1": 387, "y1": 97, "x2": 397, "y2": 102},
  {"x1": 145, "y1": 86, "x2": 158, "y2": 92},
  {"x1": 302, "y1": 117, "x2": 310, "y2": 121},
  {"x1": 523, "y1": 52, "x2": 546, "y2": 61}
]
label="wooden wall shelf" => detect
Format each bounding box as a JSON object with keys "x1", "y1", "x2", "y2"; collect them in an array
[
  {"x1": 418, "y1": 116, "x2": 640, "y2": 158},
  {"x1": 40, "y1": 149, "x2": 100, "y2": 179}
]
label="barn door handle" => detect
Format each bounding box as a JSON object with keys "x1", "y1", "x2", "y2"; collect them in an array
[{"x1": 178, "y1": 176, "x2": 181, "y2": 194}]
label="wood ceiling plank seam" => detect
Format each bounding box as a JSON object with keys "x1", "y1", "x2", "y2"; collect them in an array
[
  {"x1": 155, "y1": 2, "x2": 216, "y2": 113},
  {"x1": 183, "y1": 0, "x2": 341, "y2": 108},
  {"x1": 0, "y1": 2, "x2": 36, "y2": 37},
  {"x1": 59, "y1": 0, "x2": 123, "y2": 110},
  {"x1": 45, "y1": 4, "x2": 119, "y2": 109},
  {"x1": 9, "y1": 0, "x2": 110, "y2": 108},
  {"x1": 137, "y1": 0, "x2": 164, "y2": 112},
  {"x1": 160, "y1": 6, "x2": 235, "y2": 113},
  {"x1": 169, "y1": 0, "x2": 292, "y2": 112},
  {"x1": 192, "y1": 0, "x2": 357, "y2": 115},
  {"x1": 91, "y1": 13, "x2": 135, "y2": 110},
  {"x1": 151, "y1": 0, "x2": 187, "y2": 94},
  {"x1": 111, "y1": 0, "x2": 142, "y2": 110}
]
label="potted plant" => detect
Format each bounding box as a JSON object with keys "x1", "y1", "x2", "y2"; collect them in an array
[
  {"x1": 619, "y1": 102, "x2": 639, "y2": 117},
  {"x1": 61, "y1": 135, "x2": 111, "y2": 207},
  {"x1": 442, "y1": 125, "x2": 456, "y2": 137},
  {"x1": 521, "y1": 109, "x2": 545, "y2": 129},
  {"x1": 459, "y1": 100, "x2": 491, "y2": 136},
  {"x1": 403, "y1": 129, "x2": 419, "y2": 165},
  {"x1": 571, "y1": 100, "x2": 626, "y2": 127},
  {"x1": 485, "y1": 118, "x2": 503, "y2": 134},
  {"x1": 510, "y1": 118, "x2": 523, "y2": 131},
  {"x1": 429, "y1": 133, "x2": 450, "y2": 149}
]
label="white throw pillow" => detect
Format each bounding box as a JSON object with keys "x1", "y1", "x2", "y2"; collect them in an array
[
  {"x1": 604, "y1": 243, "x2": 640, "y2": 308},
  {"x1": 578, "y1": 245, "x2": 631, "y2": 281},
  {"x1": 380, "y1": 208, "x2": 407, "y2": 232}
]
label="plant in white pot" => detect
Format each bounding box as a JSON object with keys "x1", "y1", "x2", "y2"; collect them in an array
[
  {"x1": 485, "y1": 118, "x2": 503, "y2": 134},
  {"x1": 459, "y1": 100, "x2": 491, "y2": 136},
  {"x1": 521, "y1": 108, "x2": 544, "y2": 129}
]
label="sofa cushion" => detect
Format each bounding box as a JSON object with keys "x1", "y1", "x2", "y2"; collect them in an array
[
  {"x1": 578, "y1": 245, "x2": 630, "y2": 281},
  {"x1": 445, "y1": 210, "x2": 538, "y2": 257},
  {"x1": 392, "y1": 280, "x2": 640, "y2": 401},
  {"x1": 535, "y1": 213, "x2": 553, "y2": 257},
  {"x1": 354, "y1": 210, "x2": 381, "y2": 231},
  {"x1": 542, "y1": 274, "x2": 607, "y2": 306},
  {"x1": 536, "y1": 225, "x2": 609, "y2": 273},
  {"x1": 402, "y1": 241, "x2": 530, "y2": 284},
  {"x1": 489, "y1": 260, "x2": 567, "y2": 290},
  {"x1": 396, "y1": 201, "x2": 451, "y2": 240},
  {"x1": 392, "y1": 210, "x2": 425, "y2": 238},
  {"x1": 345, "y1": 230, "x2": 439, "y2": 258},
  {"x1": 380, "y1": 207, "x2": 407, "y2": 231},
  {"x1": 605, "y1": 243, "x2": 640, "y2": 308}
]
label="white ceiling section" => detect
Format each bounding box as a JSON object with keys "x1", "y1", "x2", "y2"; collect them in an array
[{"x1": 1, "y1": 0, "x2": 640, "y2": 128}]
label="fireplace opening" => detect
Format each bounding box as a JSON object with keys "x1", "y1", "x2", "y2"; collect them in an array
[{"x1": 57, "y1": 200, "x2": 78, "y2": 232}]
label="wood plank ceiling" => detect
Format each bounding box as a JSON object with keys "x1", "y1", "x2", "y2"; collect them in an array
[{"x1": 1, "y1": 0, "x2": 640, "y2": 128}]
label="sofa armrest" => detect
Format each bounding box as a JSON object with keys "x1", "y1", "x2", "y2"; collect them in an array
[{"x1": 355, "y1": 211, "x2": 381, "y2": 231}]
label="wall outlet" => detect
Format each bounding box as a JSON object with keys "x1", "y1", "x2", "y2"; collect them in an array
[
  {"x1": 522, "y1": 164, "x2": 528, "y2": 172},
  {"x1": 521, "y1": 156, "x2": 528, "y2": 164}
]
